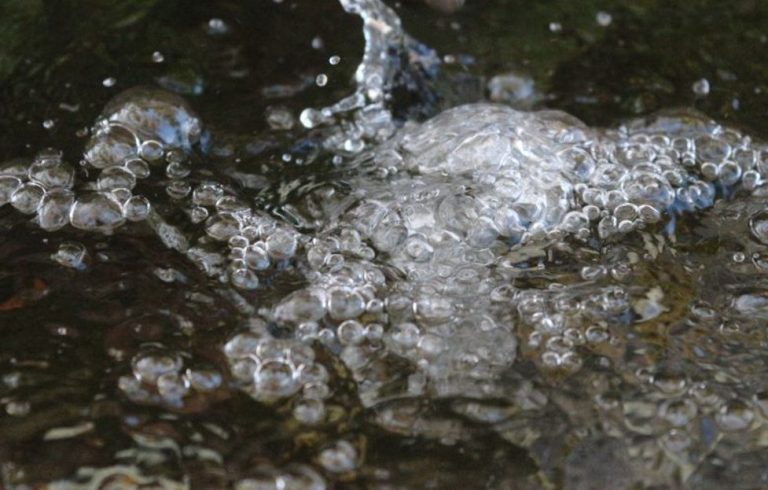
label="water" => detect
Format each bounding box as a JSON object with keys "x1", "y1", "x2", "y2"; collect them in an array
[{"x1": 2, "y1": 0, "x2": 768, "y2": 488}]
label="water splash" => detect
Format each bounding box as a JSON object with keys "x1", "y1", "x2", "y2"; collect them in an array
[
  {"x1": 299, "y1": 0, "x2": 439, "y2": 154},
  {"x1": 4, "y1": 1, "x2": 768, "y2": 488}
]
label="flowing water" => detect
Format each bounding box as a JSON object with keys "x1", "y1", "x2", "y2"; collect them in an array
[{"x1": 2, "y1": 0, "x2": 768, "y2": 488}]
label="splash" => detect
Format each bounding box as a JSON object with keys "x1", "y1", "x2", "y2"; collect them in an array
[
  {"x1": 299, "y1": 0, "x2": 439, "y2": 154},
  {"x1": 4, "y1": 1, "x2": 768, "y2": 488}
]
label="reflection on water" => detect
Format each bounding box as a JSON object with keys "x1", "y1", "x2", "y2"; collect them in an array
[{"x1": 2, "y1": 0, "x2": 768, "y2": 488}]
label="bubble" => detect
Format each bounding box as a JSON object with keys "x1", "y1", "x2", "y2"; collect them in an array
[
  {"x1": 749, "y1": 211, "x2": 768, "y2": 245},
  {"x1": 404, "y1": 234, "x2": 434, "y2": 262},
  {"x1": 265, "y1": 106, "x2": 295, "y2": 131},
  {"x1": 692, "y1": 78, "x2": 710, "y2": 96},
  {"x1": 193, "y1": 183, "x2": 225, "y2": 207},
  {"x1": 316, "y1": 74, "x2": 328, "y2": 87},
  {"x1": 0, "y1": 176, "x2": 21, "y2": 205},
  {"x1": 207, "y1": 18, "x2": 229, "y2": 35},
  {"x1": 417, "y1": 333, "x2": 446, "y2": 358},
  {"x1": 327, "y1": 287, "x2": 365, "y2": 320},
  {"x1": 337, "y1": 320, "x2": 365, "y2": 345},
  {"x1": 69, "y1": 193, "x2": 125, "y2": 233},
  {"x1": 5, "y1": 400, "x2": 30, "y2": 416},
  {"x1": 293, "y1": 399, "x2": 326, "y2": 425},
  {"x1": 139, "y1": 140, "x2": 165, "y2": 162},
  {"x1": 185, "y1": 368, "x2": 222, "y2": 392},
  {"x1": 84, "y1": 124, "x2": 139, "y2": 169},
  {"x1": 100, "y1": 87, "x2": 202, "y2": 150},
  {"x1": 596, "y1": 11, "x2": 612, "y2": 26},
  {"x1": 231, "y1": 268, "x2": 260, "y2": 290},
  {"x1": 652, "y1": 372, "x2": 687, "y2": 395},
  {"x1": 28, "y1": 154, "x2": 74, "y2": 189},
  {"x1": 38, "y1": 189, "x2": 75, "y2": 231},
  {"x1": 190, "y1": 206, "x2": 209, "y2": 223},
  {"x1": 487, "y1": 72, "x2": 537, "y2": 107},
  {"x1": 206, "y1": 213, "x2": 240, "y2": 241},
  {"x1": 98, "y1": 166, "x2": 137, "y2": 191},
  {"x1": 132, "y1": 351, "x2": 182, "y2": 385},
  {"x1": 51, "y1": 241, "x2": 87, "y2": 269},
  {"x1": 715, "y1": 399, "x2": 755, "y2": 431},
  {"x1": 265, "y1": 229, "x2": 297, "y2": 260},
  {"x1": 586, "y1": 325, "x2": 609, "y2": 343},
  {"x1": 659, "y1": 399, "x2": 697, "y2": 427},
  {"x1": 275, "y1": 289, "x2": 327, "y2": 323},
  {"x1": 124, "y1": 158, "x2": 151, "y2": 179},
  {"x1": 255, "y1": 360, "x2": 299, "y2": 400},
  {"x1": 151, "y1": 51, "x2": 165, "y2": 63},
  {"x1": 102, "y1": 77, "x2": 117, "y2": 87},
  {"x1": 11, "y1": 183, "x2": 45, "y2": 214},
  {"x1": 156, "y1": 372, "x2": 189, "y2": 400},
  {"x1": 122, "y1": 195, "x2": 151, "y2": 221},
  {"x1": 166, "y1": 179, "x2": 192, "y2": 199},
  {"x1": 318, "y1": 440, "x2": 357, "y2": 473}
]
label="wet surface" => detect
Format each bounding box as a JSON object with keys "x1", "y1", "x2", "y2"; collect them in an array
[{"x1": 2, "y1": 1, "x2": 768, "y2": 489}]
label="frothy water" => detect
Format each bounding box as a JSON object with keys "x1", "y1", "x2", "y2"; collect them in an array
[{"x1": 4, "y1": 0, "x2": 768, "y2": 488}]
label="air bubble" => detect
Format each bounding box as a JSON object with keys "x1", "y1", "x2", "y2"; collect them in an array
[
  {"x1": 692, "y1": 78, "x2": 710, "y2": 96},
  {"x1": 38, "y1": 189, "x2": 75, "y2": 231},
  {"x1": 318, "y1": 441, "x2": 357, "y2": 473},
  {"x1": 122, "y1": 195, "x2": 151, "y2": 221},
  {"x1": 294, "y1": 399, "x2": 326, "y2": 425},
  {"x1": 0, "y1": 176, "x2": 21, "y2": 205},
  {"x1": 98, "y1": 166, "x2": 137, "y2": 191},
  {"x1": 596, "y1": 11, "x2": 612, "y2": 26},
  {"x1": 11, "y1": 183, "x2": 45, "y2": 214},
  {"x1": 715, "y1": 399, "x2": 754, "y2": 431},
  {"x1": 69, "y1": 193, "x2": 125, "y2": 233},
  {"x1": 51, "y1": 242, "x2": 87, "y2": 269},
  {"x1": 266, "y1": 229, "x2": 297, "y2": 260}
]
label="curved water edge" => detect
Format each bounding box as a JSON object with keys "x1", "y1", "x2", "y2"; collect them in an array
[{"x1": 2, "y1": 0, "x2": 768, "y2": 488}]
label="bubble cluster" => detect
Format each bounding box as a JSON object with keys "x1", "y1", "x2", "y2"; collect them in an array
[
  {"x1": 0, "y1": 88, "x2": 204, "y2": 237},
  {"x1": 223, "y1": 331, "x2": 330, "y2": 414},
  {"x1": 119, "y1": 347, "x2": 224, "y2": 410}
]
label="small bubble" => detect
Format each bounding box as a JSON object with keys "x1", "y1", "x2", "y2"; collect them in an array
[
  {"x1": 123, "y1": 195, "x2": 151, "y2": 221},
  {"x1": 207, "y1": 18, "x2": 229, "y2": 35},
  {"x1": 692, "y1": 78, "x2": 710, "y2": 96},
  {"x1": 316, "y1": 74, "x2": 328, "y2": 87},
  {"x1": 596, "y1": 11, "x2": 612, "y2": 26},
  {"x1": 311, "y1": 36, "x2": 324, "y2": 50},
  {"x1": 716, "y1": 399, "x2": 754, "y2": 431},
  {"x1": 5, "y1": 400, "x2": 30, "y2": 416},
  {"x1": 318, "y1": 441, "x2": 357, "y2": 473},
  {"x1": 151, "y1": 51, "x2": 165, "y2": 63},
  {"x1": 52, "y1": 242, "x2": 87, "y2": 269},
  {"x1": 293, "y1": 399, "x2": 326, "y2": 425},
  {"x1": 102, "y1": 77, "x2": 117, "y2": 88},
  {"x1": 329, "y1": 55, "x2": 341, "y2": 65},
  {"x1": 749, "y1": 211, "x2": 768, "y2": 245},
  {"x1": 42, "y1": 119, "x2": 55, "y2": 130},
  {"x1": 549, "y1": 22, "x2": 562, "y2": 33}
]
